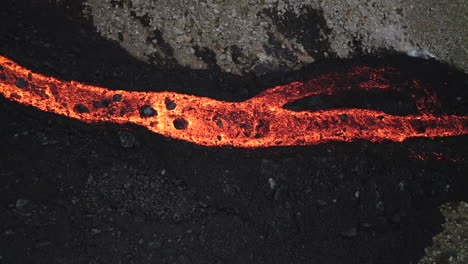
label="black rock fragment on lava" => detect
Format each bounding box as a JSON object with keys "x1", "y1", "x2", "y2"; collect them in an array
[
  {"x1": 93, "y1": 99, "x2": 111, "y2": 108},
  {"x1": 15, "y1": 77, "x2": 28, "y2": 88},
  {"x1": 140, "y1": 104, "x2": 157, "y2": 117},
  {"x1": 165, "y1": 98, "x2": 177, "y2": 110},
  {"x1": 339, "y1": 114, "x2": 348, "y2": 121},
  {"x1": 113, "y1": 94, "x2": 122, "y2": 102},
  {"x1": 74, "y1": 104, "x2": 90, "y2": 113},
  {"x1": 173, "y1": 118, "x2": 188, "y2": 130}
]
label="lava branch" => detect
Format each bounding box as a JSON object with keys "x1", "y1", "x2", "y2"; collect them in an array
[{"x1": 0, "y1": 55, "x2": 467, "y2": 148}]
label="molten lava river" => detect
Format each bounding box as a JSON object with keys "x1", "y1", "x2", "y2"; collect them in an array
[{"x1": 0, "y1": 55, "x2": 467, "y2": 148}]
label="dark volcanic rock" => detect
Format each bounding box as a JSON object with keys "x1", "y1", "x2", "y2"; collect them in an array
[
  {"x1": 139, "y1": 104, "x2": 157, "y2": 117},
  {"x1": 118, "y1": 131, "x2": 136, "y2": 148},
  {"x1": 15, "y1": 77, "x2": 28, "y2": 88}
]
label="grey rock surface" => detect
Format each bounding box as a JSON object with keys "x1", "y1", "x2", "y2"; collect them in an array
[
  {"x1": 419, "y1": 202, "x2": 468, "y2": 264},
  {"x1": 84, "y1": 0, "x2": 468, "y2": 74}
]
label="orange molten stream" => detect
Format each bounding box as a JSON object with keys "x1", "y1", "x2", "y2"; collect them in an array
[{"x1": 0, "y1": 55, "x2": 467, "y2": 148}]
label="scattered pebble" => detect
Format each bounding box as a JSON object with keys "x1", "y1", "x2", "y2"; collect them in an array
[
  {"x1": 148, "y1": 240, "x2": 162, "y2": 249},
  {"x1": 398, "y1": 181, "x2": 406, "y2": 191},
  {"x1": 354, "y1": 191, "x2": 360, "y2": 198},
  {"x1": 268, "y1": 178, "x2": 276, "y2": 190},
  {"x1": 341, "y1": 227, "x2": 358, "y2": 238},
  {"x1": 15, "y1": 199, "x2": 29, "y2": 209},
  {"x1": 317, "y1": 200, "x2": 327, "y2": 207},
  {"x1": 360, "y1": 222, "x2": 371, "y2": 228},
  {"x1": 445, "y1": 184, "x2": 451, "y2": 191},
  {"x1": 118, "y1": 131, "x2": 136, "y2": 148}
]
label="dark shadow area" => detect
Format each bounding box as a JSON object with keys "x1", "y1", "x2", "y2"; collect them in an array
[
  {"x1": 0, "y1": 1, "x2": 467, "y2": 264},
  {"x1": 284, "y1": 89, "x2": 419, "y2": 115}
]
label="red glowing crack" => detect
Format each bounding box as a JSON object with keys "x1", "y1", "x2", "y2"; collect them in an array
[{"x1": 0, "y1": 55, "x2": 467, "y2": 147}]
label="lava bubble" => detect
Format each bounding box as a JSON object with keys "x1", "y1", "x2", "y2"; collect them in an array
[
  {"x1": 140, "y1": 105, "x2": 157, "y2": 117},
  {"x1": 165, "y1": 98, "x2": 177, "y2": 110},
  {"x1": 113, "y1": 94, "x2": 122, "y2": 102},
  {"x1": 15, "y1": 77, "x2": 28, "y2": 88},
  {"x1": 118, "y1": 131, "x2": 136, "y2": 148},
  {"x1": 216, "y1": 119, "x2": 223, "y2": 127},
  {"x1": 173, "y1": 118, "x2": 188, "y2": 130},
  {"x1": 74, "y1": 104, "x2": 90, "y2": 113}
]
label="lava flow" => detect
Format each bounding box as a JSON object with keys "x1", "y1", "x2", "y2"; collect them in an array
[{"x1": 0, "y1": 55, "x2": 467, "y2": 148}]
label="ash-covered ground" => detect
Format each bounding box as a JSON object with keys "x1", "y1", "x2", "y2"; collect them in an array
[{"x1": 0, "y1": 1, "x2": 467, "y2": 264}]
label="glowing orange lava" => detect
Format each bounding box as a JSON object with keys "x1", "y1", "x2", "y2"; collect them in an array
[{"x1": 0, "y1": 55, "x2": 467, "y2": 147}]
